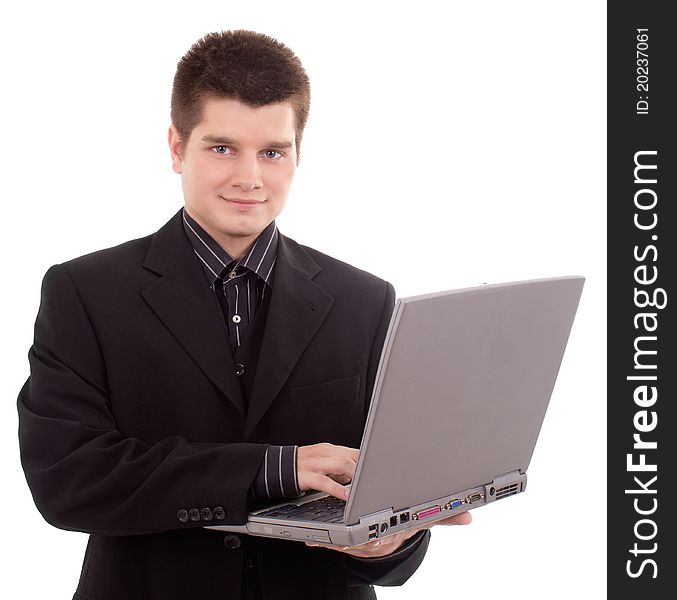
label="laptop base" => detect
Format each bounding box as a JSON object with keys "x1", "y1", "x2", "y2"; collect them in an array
[{"x1": 207, "y1": 471, "x2": 527, "y2": 547}]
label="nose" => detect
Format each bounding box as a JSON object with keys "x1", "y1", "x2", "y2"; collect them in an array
[{"x1": 231, "y1": 152, "x2": 263, "y2": 191}]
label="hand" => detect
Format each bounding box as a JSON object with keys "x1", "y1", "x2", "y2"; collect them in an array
[
  {"x1": 305, "y1": 511, "x2": 472, "y2": 558},
  {"x1": 297, "y1": 443, "x2": 359, "y2": 501}
]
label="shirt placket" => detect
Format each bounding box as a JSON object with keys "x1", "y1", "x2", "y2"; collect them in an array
[{"x1": 224, "y1": 268, "x2": 248, "y2": 349}]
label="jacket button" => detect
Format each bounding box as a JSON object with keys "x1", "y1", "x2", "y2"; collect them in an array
[
  {"x1": 214, "y1": 506, "x2": 226, "y2": 520},
  {"x1": 224, "y1": 534, "x2": 241, "y2": 549},
  {"x1": 235, "y1": 364, "x2": 245, "y2": 376},
  {"x1": 201, "y1": 507, "x2": 213, "y2": 521},
  {"x1": 244, "y1": 558, "x2": 254, "y2": 570},
  {"x1": 189, "y1": 508, "x2": 201, "y2": 522},
  {"x1": 177, "y1": 509, "x2": 189, "y2": 523}
]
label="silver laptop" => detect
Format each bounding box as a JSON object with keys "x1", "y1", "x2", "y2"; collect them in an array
[{"x1": 207, "y1": 276, "x2": 585, "y2": 546}]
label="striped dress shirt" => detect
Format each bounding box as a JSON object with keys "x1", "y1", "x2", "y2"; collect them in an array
[
  {"x1": 182, "y1": 209, "x2": 301, "y2": 501},
  {"x1": 182, "y1": 209, "x2": 278, "y2": 350}
]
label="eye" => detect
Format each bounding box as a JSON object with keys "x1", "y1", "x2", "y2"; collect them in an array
[
  {"x1": 212, "y1": 145, "x2": 233, "y2": 155},
  {"x1": 263, "y1": 149, "x2": 283, "y2": 159}
]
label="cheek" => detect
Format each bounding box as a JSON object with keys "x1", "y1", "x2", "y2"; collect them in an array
[
  {"x1": 185, "y1": 164, "x2": 219, "y2": 192},
  {"x1": 269, "y1": 167, "x2": 295, "y2": 195}
]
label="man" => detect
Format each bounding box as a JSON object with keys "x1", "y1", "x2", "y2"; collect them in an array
[{"x1": 18, "y1": 30, "x2": 470, "y2": 599}]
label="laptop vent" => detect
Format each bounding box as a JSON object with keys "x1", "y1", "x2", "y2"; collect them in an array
[{"x1": 495, "y1": 483, "x2": 519, "y2": 500}]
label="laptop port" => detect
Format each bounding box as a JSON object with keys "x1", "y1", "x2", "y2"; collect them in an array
[
  {"x1": 400, "y1": 512, "x2": 410, "y2": 524},
  {"x1": 413, "y1": 505, "x2": 441, "y2": 520},
  {"x1": 368, "y1": 524, "x2": 378, "y2": 540},
  {"x1": 466, "y1": 493, "x2": 483, "y2": 504},
  {"x1": 445, "y1": 499, "x2": 462, "y2": 510},
  {"x1": 390, "y1": 516, "x2": 398, "y2": 527}
]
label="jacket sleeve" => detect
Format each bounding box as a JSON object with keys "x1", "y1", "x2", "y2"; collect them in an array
[
  {"x1": 17, "y1": 264, "x2": 268, "y2": 536},
  {"x1": 343, "y1": 529, "x2": 431, "y2": 586}
]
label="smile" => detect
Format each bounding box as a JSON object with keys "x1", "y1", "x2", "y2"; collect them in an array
[{"x1": 222, "y1": 197, "x2": 264, "y2": 209}]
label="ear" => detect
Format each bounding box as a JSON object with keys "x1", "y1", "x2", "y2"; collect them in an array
[{"x1": 168, "y1": 125, "x2": 183, "y2": 174}]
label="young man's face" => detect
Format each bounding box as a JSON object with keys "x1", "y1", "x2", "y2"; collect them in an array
[{"x1": 169, "y1": 97, "x2": 297, "y2": 255}]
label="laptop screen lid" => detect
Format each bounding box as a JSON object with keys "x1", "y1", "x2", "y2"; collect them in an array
[{"x1": 344, "y1": 276, "x2": 584, "y2": 524}]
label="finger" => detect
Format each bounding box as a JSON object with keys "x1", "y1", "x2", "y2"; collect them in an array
[
  {"x1": 328, "y1": 474, "x2": 352, "y2": 485},
  {"x1": 305, "y1": 540, "x2": 383, "y2": 557},
  {"x1": 300, "y1": 472, "x2": 350, "y2": 500},
  {"x1": 305, "y1": 542, "x2": 350, "y2": 551},
  {"x1": 342, "y1": 534, "x2": 407, "y2": 558},
  {"x1": 299, "y1": 443, "x2": 359, "y2": 463},
  {"x1": 297, "y1": 456, "x2": 357, "y2": 494},
  {"x1": 435, "y1": 512, "x2": 473, "y2": 526},
  {"x1": 306, "y1": 531, "x2": 412, "y2": 558},
  {"x1": 317, "y1": 443, "x2": 360, "y2": 462},
  {"x1": 411, "y1": 511, "x2": 472, "y2": 533},
  {"x1": 310, "y1": 455, "x2": 357, "y2": 480},
  {"x1": 299, "y1": 454, "x2": 358, "y2": 480}
]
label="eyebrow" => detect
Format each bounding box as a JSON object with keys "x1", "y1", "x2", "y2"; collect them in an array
[{"x1": 201, "y1": 135, "x2": 293, "y2": 150}]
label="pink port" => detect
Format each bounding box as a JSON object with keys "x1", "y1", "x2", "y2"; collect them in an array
[{"x1": 415, "y1": 506, "x2": 442, "y2": 520}]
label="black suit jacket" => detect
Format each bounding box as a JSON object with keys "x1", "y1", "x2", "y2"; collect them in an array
[{"x1": 18, "y1": 210, "x2": 430, "y2": 600}]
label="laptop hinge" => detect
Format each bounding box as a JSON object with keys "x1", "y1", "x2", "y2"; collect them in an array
[
  {"x1": 492, "y1": 470, "x2": 522, "y2": 484},
  {"x1": 485, "y1": 470, "x2": 528, "y2": 504}
]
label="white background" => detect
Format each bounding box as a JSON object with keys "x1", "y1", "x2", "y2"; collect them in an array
[{"x1": 1, "y1": 1, "x2": 606, "y2": 598}]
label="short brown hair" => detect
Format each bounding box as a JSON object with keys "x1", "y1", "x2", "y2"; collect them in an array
[{"x1": 171, "y1": 30, "x2": 310, "y2": 163}]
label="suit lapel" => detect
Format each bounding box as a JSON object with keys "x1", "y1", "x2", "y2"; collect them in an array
[
  {"x1": 140, "y1": 211, "x2": 246, "y2": 418},
  {"x1": 244, "y1": 234, "x2": 333, "y2": 438}
]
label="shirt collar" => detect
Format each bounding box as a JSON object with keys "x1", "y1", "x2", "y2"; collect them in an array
[{"x1": 181, "y1": 208, "x2": 279, "y2": 287}]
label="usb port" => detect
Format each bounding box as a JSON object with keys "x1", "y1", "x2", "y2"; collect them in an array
[{"x1": 368, "y1": 524, "x2": 378, "y2": 540}]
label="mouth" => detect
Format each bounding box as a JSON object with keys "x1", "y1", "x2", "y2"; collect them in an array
[{"x1": 221, "y1": 197, "x2": 264, "y2": 209}]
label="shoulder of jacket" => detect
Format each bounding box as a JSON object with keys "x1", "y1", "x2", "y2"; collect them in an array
[
  {"x1": 295, "y1": 241, "x2": 388, "y2": 288},
  {"x1": 56, "y1": 232, "x2": 155, "y2": 280}
]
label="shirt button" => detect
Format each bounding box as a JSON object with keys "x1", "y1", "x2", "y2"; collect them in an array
[
  {"x1": 232, "y1": 314, "x2": 241, "y2": 324},
  {"x1": 244, "y1": 558, "x2": 254, "y2": 570},
  {"x1": 224, "y1": 534, "x2": 241, "y2": 549},
  {"x1": 235, "y1": 364, "x2": 245, "y2": 376},
  {"x1": 228, "y1": 270, "x2": 238, "y2": 279}
]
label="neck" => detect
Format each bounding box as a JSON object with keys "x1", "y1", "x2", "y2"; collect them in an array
[
  {"x1": 184, "y1": 208, "x2": 258, "y2": 261},
  {"x1": 211, "y1": 233, "x2": 256, "y2": 261}
]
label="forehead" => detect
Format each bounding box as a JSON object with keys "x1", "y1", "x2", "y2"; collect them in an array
[{"x1": 194, "y1": 97, "x2": 296, "y2": 144}]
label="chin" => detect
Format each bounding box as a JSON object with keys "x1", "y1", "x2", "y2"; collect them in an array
[{"x1": 222, "y1": 224, "x2": 264, "y2": 239}]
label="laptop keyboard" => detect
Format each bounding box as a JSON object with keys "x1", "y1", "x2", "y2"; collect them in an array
[{"x1": 256, "y1": 495, "x2": 346, "y2": 524}]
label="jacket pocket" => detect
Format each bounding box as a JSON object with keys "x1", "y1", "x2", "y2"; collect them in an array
[{"x1": 290, "y1": 374, "x2": 361, "y2": 412}]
